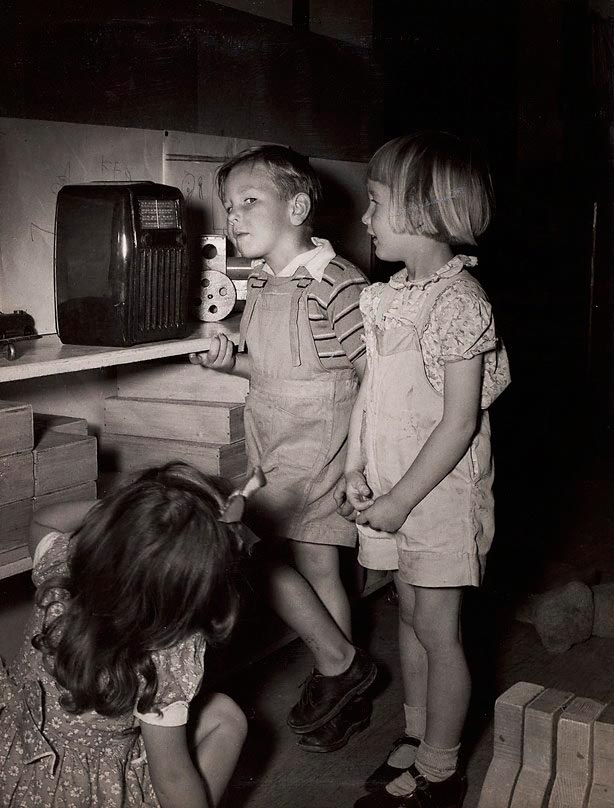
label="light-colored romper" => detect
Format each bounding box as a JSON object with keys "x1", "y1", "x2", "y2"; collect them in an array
[
  {"x1": 239, "y1": 262, "x2": 359, "y2": 545},
  {"x1": 357, "y1": 259, "x2": 510, "y2": 587}
]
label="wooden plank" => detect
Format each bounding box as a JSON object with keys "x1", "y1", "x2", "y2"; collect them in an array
[
  {"x1": 548, "y1": 697, "x2": 605, "y2": 808},
  {"x1": 510, "y1": 688, "x2": 575, "y2": 808},
  {"x1": 33, "y1": 432, "x2": 98, "y2": 496},
  {"x1": 0, "y1": 401, "x2": 33, "y2": 456},
  {"x1": 33, "y1": 412, "x2": 89, "y2": 437},
  {"x1": 99, "y1": 433, "x2": 247, "y2": 479},
  {"x1": 0, "y1": 316, "x2": 241, "y2": 382},
  {"x1": 0, "y1": 555, "x2": 32, "y2": 580},
  {"x1": 587, "y1": 702, "x2": 614, "y2": 808},
  {"x1": 33, "y1": 480, "x2": 97, "y2": 511},
  {"x1": 0, "y1": 499, "x2": 32, "y2": 554},
  {"x1": 0, "y1": 451, "x2": 34, "y2": 505},
  {"x1": 116, "y1": 359, "x2": 249, "y2": 403},
  {"x1": 104, "y1": 396, "x2": 244, "y2": 444},
  {"x1": 478, "y1": 681, "x2": 545, "y2": 808}
]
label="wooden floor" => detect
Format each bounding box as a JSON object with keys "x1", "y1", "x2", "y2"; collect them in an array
[
  {"x1": 220, "y1": 583, "x2": 614, "y2": 808},
  {"x1": 221, "y1": 468, "x2": 614, "y2": 808}
]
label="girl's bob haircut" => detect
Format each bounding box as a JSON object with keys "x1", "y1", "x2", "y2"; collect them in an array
[
  {"x1": 216, "y1": 144, "x2": 322, "y2": 226},
  {"x1": 367, "y1": 131, "x2": 494, "y2": 246}
]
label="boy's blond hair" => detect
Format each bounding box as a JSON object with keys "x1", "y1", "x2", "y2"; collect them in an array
[
  {"x1": 216, "y1": 145, "x2": 322, "y2": 227},
  {"x1": 367, "y1": 131, "x2": 494, "y2": 246}
]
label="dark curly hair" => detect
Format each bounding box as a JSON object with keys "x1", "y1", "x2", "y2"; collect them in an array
[{"x1": 32, "y1": 463, "x2": 242, "y2": 717}]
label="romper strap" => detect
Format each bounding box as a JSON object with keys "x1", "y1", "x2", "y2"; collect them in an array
[
  {"x1": 289, "y1": 275, "x2": 313, "y2": 367},
  {"x1": 239, "y1": 275, "x2": 267, "y2": 352}
]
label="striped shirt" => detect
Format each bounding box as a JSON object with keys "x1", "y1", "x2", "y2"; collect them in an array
[{"x1": 251, "y1": 238, "x2": 369, "y2": 370}]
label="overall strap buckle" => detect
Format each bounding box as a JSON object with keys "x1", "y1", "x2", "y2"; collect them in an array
[{"x1": 289, "y1": 276, "x2": 313, "y2": 366}]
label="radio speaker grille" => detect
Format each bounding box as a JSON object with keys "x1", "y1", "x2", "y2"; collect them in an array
[{"x1": 132, "y1": 247, "x2": 188, "y2": 340}]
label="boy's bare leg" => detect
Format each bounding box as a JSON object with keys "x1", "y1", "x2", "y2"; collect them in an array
[
  {"x1": 261, "y1": 555, "x2": 355, "y2": 675},
  {"x1": 291, "y1": 541, "x2": 353, "y2": 640}
]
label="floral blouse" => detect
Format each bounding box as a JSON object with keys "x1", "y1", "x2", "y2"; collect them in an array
[{"x1": 360, "y1": 254, "x2": 511, "y2": 409}]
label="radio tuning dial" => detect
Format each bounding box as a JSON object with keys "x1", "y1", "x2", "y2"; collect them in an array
[{"x1": 140, "y1": 233, "x2": 152, "y2": 247}]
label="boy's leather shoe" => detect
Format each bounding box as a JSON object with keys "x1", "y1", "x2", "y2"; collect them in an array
[
  {"x1": 354, "y1": 765, "x2": 467, "y2": 808},
  {"x1": 287, "y1": 648, "x2": 377, "y2": 734},
  {"x1": 297, "y1": 695, "x2": 372, "y2": 752},
  {"x1": 364, "y1": 735, "x2": 421, "y2": 791}
]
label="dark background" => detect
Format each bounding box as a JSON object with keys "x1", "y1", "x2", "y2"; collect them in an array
[{"x1": 1, "y1": 0, "x2": 613, "y2": 595}]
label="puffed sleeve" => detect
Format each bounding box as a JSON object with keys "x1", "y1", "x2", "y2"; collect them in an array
[
  {"x1": 430, "y1": 280, "x2": 498, "y2": 362},
  {"x1": 31, "y1": 531, "x2": 71, "y2": 587},
  {"x1": 134, "y1": 634, "x2": 206, "y2": 727}
]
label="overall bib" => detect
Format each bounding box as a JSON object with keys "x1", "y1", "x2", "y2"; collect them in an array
[
  {"x1": 239, "y1": 267, "x2": 358, "y2": 545},
  {"x1": 358, "y1": 271, "x2": 495, "y2": 587}
]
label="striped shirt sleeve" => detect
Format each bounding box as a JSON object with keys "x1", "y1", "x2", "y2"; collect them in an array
[{"x1": 306, "y1": 259, "x2": 369, "y2": 369}]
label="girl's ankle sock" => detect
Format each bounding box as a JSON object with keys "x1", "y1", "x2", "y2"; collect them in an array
[
  {"x1": 415, "y1": 739, "x2": 460, "y2": 783},
  {"x1": 387, "y1": 703, "x2": 426, "y2": 767}
]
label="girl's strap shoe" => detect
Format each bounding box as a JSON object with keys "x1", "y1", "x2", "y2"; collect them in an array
[
  {"x1": 354, "y1": 765, "x2": 467, "y2": 808},
  {"x1": 364, "y1": 735, "x2": 421, "y2": 792}
]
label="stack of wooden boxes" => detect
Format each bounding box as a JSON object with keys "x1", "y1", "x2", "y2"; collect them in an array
[
  {"x1": 100, "y1": 360, "x2": 249, "y2": 485},
  {"x1": 0, "y1": 402, "x2": 98, "y2": 574}
]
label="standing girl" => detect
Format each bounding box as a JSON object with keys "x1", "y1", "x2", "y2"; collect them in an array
[
  {"x1": 337, "y1": 132, "x2": 511, "y2": 807},
  {"x1": 0, "y1": 462, "x2": 252, "y2": 808}
]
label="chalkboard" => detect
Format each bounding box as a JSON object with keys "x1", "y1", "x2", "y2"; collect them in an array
[{"x1": 0, "y1": 118, "x2": 164, "y2": 334}]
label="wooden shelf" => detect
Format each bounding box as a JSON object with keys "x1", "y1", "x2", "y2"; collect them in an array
[
  {"x1": 0, "y1": 316, "x2": 242, "y2": 382},
  {"x1": 0, "y1": 556, "x2": 32, "y2": 581}
]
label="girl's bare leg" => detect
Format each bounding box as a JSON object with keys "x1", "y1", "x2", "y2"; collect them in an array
[{"x1": 191, "y1": 693, "x2": 248, "y2": 806}]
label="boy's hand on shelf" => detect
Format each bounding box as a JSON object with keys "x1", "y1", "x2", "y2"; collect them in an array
[
  {"x1": 189, "y1": 334, "x2": 236, "y2": 373},
  {"x1": 355, "y1": 491, "x2": 409, "y2": 533}
]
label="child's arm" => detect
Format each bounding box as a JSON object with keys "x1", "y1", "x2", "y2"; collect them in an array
[
  {"x1": 356, "y1": 354, "x2": 483, "y2": 532},
  {"x1": 189, "y1": 334, "x2": 250, "y2": 380},
  {"x1": 29, "y1": 500, "x2": 97, "y2": 558},
  {"x1": 140, "y1": 722, "x2": 213, "y2": 808},
  {"x1": 334, "y1": 368, "x2": 372, "y2": 518}
]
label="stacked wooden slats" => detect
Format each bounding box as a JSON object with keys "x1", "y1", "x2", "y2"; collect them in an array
[
  {"x1": 0, "y1": 404, "x2": 98, "y2": 576},
  {"x1": 0, "y1": 402, "x2": 35, "y2": 569},
  {"x1": 478, "y1": 683, "x2": 614, "y2": 808},
  {"x1": 101, "y1": 361, "x2": 249, "y2": 483}
]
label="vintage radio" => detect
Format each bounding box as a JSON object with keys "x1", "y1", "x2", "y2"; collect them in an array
[{"x1": 55, "y1": 182, "x2": 192, "y2": 346}]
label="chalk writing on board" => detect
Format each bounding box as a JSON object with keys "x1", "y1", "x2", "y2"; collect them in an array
[{"x1": 100, "y1": 157, "x2": 132, "y2": 181}]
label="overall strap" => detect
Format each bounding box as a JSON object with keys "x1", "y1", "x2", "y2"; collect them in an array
[
  {"x1": 415, "y1": 270, "x2": 477, "y2": 336},
  {"x1": 289, "y1": 274, "x2": 313, "y2": 366},
  {"x1": 239, "y1": 275, "x2": 268, "y2": 352}
]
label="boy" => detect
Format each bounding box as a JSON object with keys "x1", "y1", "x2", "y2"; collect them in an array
[{"x1": 190, "y1": 145, "x2": 375, "y2": 751}]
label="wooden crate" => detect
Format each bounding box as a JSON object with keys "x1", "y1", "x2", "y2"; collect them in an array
[
  {"x1": 0, "y1": 451, "x2": 34, "y2": 505},
  {"x1": 33, "y1": 432, "x2": 98, "y2": 496},
  {"x1": 0, "y1": 401, "x2": 33, "y2": 457},
  {"x1": 104, "y1": 396, "x2": 244, "y2": 444},
  {"x1": 116, "y1": 360, "x2": 249, "y2": 403},
  {"x1": 33, "y1": 480, "x2": 97, "y2": 511},
  {"x1": 34, "y1": 412, "x2": 89, "y2": 437},
  {"x1": 0, "y1": 498, "x2": 32, "y2": 564},
  {"x1": 99, "y1": 433, "x2": 247, "y2": 479}
]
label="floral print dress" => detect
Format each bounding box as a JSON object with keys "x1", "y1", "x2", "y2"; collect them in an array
[{"x1": 0, "y1": 532, "x2": 206, "y2": 807}]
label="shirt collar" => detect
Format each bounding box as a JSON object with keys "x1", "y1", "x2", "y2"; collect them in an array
[
  {"x1": 251, "y1": 238, "x2": 336, "y2": 281},
  {"x1": 389, "y1": 254, "x2": 478, "y2": 291}
]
